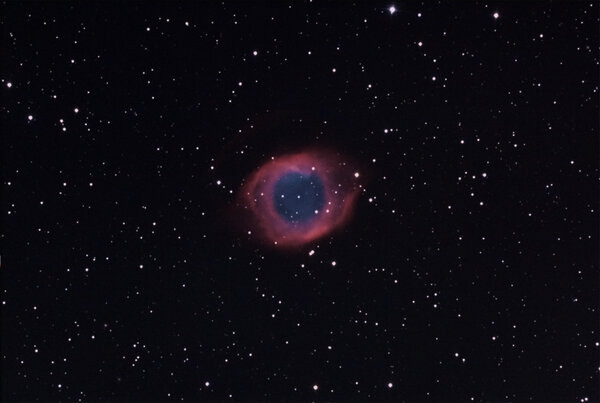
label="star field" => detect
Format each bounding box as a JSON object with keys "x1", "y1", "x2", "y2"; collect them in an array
[{"x1": 1, "y1": 2, "x2": 599, "y2": 402}]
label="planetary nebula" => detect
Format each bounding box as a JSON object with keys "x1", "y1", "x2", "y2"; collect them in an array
[{"x1": 240, "y1": 150, "x2": 362, "y2": 247}]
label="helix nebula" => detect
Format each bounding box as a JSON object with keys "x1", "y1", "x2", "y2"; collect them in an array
[{"x1": 239, "y1": 150, "x2": 362, "y2": 247}]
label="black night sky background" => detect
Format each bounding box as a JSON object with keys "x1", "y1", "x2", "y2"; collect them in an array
[{"x1": 1, "y1": 1, "x2": 599, "y2": 402}]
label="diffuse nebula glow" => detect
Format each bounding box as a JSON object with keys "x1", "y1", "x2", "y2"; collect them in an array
[{"x1": 239, "y1": 149, "x2": 362, "y2": 247}]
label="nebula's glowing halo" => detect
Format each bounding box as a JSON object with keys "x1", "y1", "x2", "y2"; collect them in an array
[{"x1": 239, "y1": 150, "x2": 362, "y2": 247}]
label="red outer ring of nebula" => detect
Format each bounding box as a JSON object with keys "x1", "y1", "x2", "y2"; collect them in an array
[{"x1": 239, "y1": 149, "x2": 361, "y2": 247}]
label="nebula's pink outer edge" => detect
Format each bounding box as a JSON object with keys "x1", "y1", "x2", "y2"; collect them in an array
[{"x1": 241, "y1": 151, "x2": 359, "y2": 247}]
